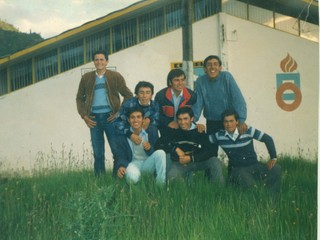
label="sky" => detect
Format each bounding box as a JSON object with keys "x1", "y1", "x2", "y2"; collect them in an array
[{"x1": 0, "y1": 0, "x2": 140, "y2": 39}]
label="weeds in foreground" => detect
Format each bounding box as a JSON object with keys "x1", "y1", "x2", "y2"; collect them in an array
[{"x1": 0, "y1": 157, "x2": 317, "y2": 240}]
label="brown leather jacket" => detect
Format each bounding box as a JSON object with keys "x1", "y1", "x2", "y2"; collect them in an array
[{"x1": 76, "y1": 70, "x2": 133, "y2": 118}]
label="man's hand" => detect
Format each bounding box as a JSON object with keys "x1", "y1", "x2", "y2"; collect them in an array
[
  {"x1": 237, "y1": 122, "x2": 248, "y2": 135},
  {"x1": 196, "y1": 123, "x2": 206, "y2": 133},
  {"x1": 266, "y1": 159, "x2": 277, "y2": 170},
  {"x1": 168, "y1": 121, "x2": 179, "y2": 129},
  {"x1": 175, "y1": 148, "x2": 190, "y2": 165},
  {"x1": 83, "y1": 115, "x2": 96, "y2": 128},
  {"x1": 117, "y1": 167, "x2": 126, "y2": 178},
  {"x1": 142, "y1": 141, "x2": 151, "y2": 151},
  {"x1": 130, "y1": 134, "x2": 142, "y2": 145},
  {"x1": 107, "y1": 112, "x2": 118, "y2": 122},
  {"x1": 142, "y1": 118, "x2": 150, "y2": 130},
  {"x1": 175, "y1": 147, "x2": 185, "y2": 157},
  {"x1": 179, "y1": 155, "x2": 191, "y2": 165}
]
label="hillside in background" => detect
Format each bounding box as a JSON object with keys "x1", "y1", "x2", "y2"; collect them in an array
[{"x1": 0, "y1": 19, "x2": 44, "y2": 58}]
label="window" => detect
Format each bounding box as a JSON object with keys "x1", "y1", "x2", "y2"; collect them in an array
[
  {"x1": 35, "y1": 49, "x2": 58, "y2": 81},
  {"x1": 0, "y1": 68, "x2": 8, "y2": 95},
  {"x1": 194, "y1": 0, "x2": 221, "y2": 21},
  {"x1": 166, "y1": 2, "x2": 182, "y2": 32},
  {"x1": 139, "y1": 9, "x2": 164, "y2": 42},
  {"x1": 112, "y1": 19, "x2": 137, "y2": 52},
  {"x1": 10, "y1": 60, "x2": 32, "y2": 91},
  {"x1": 222, "y1": 0, "x2": 247, "y2": 19},
  {"x1": 60, "y1": 39, "x2": 84, "y2": 72}
]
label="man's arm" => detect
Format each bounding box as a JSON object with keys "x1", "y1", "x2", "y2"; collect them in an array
[
  {"x1": 192, "y1": 80, "x2": 204, "y2": 122},
  {"x1": 253, "y1": 127, "x2": 277, "y2": 168}
]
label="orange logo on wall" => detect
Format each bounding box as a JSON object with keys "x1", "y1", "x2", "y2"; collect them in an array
[{"x1": 276, "y1": 54, "x2": 302, "y2": 111}]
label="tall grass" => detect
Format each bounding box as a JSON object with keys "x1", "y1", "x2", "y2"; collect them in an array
[{"x1": 0, "y1": 156, "x2": 317, "y2": 240}]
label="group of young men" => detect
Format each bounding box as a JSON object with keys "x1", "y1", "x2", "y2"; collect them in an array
[{"x1": 76, "y1": 50, "x2": 281, "y2": 194}]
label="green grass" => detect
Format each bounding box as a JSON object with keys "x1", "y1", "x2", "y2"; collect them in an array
[{"x1": 0, "y1": 156, "x2": 317, "y2": 240}]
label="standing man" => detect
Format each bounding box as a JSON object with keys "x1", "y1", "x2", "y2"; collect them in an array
[
  {"x1": 192, "y1": 55, "x2": 247, "y2": 156},
  {"x1": 113, "y1": 81, "x2": 159, "y2": 145},
  {"x1": 209, "y1": 109, "x2": 281, "y2": 194},
  {"x1": 155, "y1": 68, "x2": 197, "y2": 136},
  {"x1": 76, "y1": 50, "x2": 133, "y2": 175},
  {"x1": 156, "y1": 107, "x2": 225, "y2": 187},
  {"x1": 114, "y1": 108, "x2": 166, "y2": 185}
]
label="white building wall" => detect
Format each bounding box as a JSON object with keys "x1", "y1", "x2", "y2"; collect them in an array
[{"x1": 0, "y1": 13, "x2": 318, "y2": 174}]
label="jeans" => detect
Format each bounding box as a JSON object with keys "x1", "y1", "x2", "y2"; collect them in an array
[
  {"x1": 229, "y1": 162, "x2": 282, "y2": 194},
  {"x1": 168, "y1": 156, "x2": 225, "y2": 187},
  {"x1": 90, "y1": 112, "x2": 118, "y2": 175},
  {"x1": 125, "y1": 150, "x2": 166, "y2": 185}
]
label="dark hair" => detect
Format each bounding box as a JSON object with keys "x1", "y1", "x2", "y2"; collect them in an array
[
  {"x1": 166, "y1": 68, "x2": 186, "y2": 87},
  {"x1": 134, "y1": 81, "x2": 154, "y2": 95},
  {"x1": 92, "y1": 50, "x2": 109, "y2": 61},
  {"x1": 203, "y1": 55, "x2": 222, "y2": 67},
  {"x1": 221, "y1": 109, "x2": 239, "y2": 121},
  {"x1": 176, "y1": 106, "x2": 194, "y2": 119},
  {"x1": 126, "y1": 107, "x2": 145, "y2": 119}
]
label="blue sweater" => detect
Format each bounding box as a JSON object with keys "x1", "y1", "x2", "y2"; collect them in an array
[
  {"x1": 209, "y1": 126, "x2": 277, "y2": 167},
  {"x1": 192, "y1": 71, "x2": 247, "y2": 123}
]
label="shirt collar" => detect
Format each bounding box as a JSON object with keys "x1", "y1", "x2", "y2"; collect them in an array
[
  {"x1": 189, "y1": 123, "x2": 196, "y2": 130},
  {"x1": 96, "y1": 71, "x2": 106, "y2": 78},
  {"x1": 171, "y1": 88, "x2": 183, "y2": 98},
  {"x1": 129, "y1": 127, "x2": 147, "y2": 136},
  {"x1": 138, "y1": 99, "x2": 151, "y2": 106},
  {"x1": 225, "y1": 128, "x2": 239, "y2": 141}
]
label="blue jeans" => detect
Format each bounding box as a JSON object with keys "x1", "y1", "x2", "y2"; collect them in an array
[
  {"x1": 90, "y1": 112, "x2": 118, "y2": 175},
  {"x1": 229, "y1": 162, "x2": 282, "y2": 194},
  {"x1": 125, "y1": 150, "x2": 166, "y2": 185},
  {"x1": 168, "y1": 157, "x2": 225, "y2": 187}
]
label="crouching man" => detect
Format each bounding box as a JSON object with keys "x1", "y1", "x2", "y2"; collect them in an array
[
  {"x1": 209, "y1": 109, "x2": 281, "y2": 194},
  {"x1": 156, "y1": 107, "x2": 225, "y2": 186},
  {"x1": 114, "y1": 107, "x2": 166, "y2": 185}
]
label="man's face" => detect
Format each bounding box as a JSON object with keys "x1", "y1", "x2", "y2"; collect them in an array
[
  {"x1": 137, "y1": 87, "x2": 153, "y2": 106},
  {"x1": 93, "y1": 54, "x2": 108, "y2": 72},
  {"x1": 128, "y1": 111, "x2": 144, "y2": 130},
  {"x1": 170, "y1": 75, "x2": 185, "y2": 94},
  {"x1": 223, "y1": 115, "x2": 238, "y2": 134},
  {"x1": 177, "y1": 113, "x2": 193, "y2": 130},
  {"x1": 204, "y1": 58, "x2": 222, "y2": 79}
]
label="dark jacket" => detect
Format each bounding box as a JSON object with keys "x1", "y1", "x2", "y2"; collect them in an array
[
  {"x1": 154, "y1": 87, "x2": 196, "y2": 129},
  {"x1": 155, "y1": 127, "x2": 214, "y2": 162},
  {"x1": 76, "y1": 70, "x2": 133, "y2": 118},
  {"x1": 113, "y1": 128, "x2": 159, "y2": 173}
]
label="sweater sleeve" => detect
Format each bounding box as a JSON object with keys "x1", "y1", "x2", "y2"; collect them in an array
[
  {"x1": 76, "y1": 76, "x2": 87, "y2": 118},
  {"x1": 113, "y1": 99, "x2": 132, "y2": 137},
  {"x1": 252, "y1": 128, "x2": 277, "y2": 160},
  {"x1": 192, "y1": 79, "x2": 204, "y2": 122}
]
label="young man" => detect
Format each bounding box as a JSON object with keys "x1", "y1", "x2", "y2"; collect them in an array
[
  {"x1": 156, "y1": 107, "x2": 225, "y2": 186},
  {"x1": 76, "y1": 50, "x2": 133, "y2": 175},
  {"x1": 113, "y1": 81, "x2": 159, "y2": 145},
  {"x1": 209, "y1": 109, "x2": 281, "y2": 194},
  {"x1": 192, "y1": 55, "x2": 247, "y2": 157},
  {"x1": 114, "y1": 108, "x2": 166, "y2": 185},
  {"x1": 155, "y1": 68, "x2": 197, "y2": 136}
]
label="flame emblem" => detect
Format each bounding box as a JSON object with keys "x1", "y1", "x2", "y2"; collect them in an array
[{"x1": 280, "y1": 54, "x2": 298, "y2": 72}]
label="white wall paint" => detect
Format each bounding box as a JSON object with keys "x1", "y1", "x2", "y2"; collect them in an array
[{"x1": 0, "y1": 13, "x2": 318, "y2": 174}]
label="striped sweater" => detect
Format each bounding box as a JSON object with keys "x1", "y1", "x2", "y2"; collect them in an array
[{"x1": 209, "y1": 126, "x2": 277, "y2": 167}]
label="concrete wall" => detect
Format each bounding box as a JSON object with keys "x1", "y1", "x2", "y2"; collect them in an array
[{"x1": 0, "y1": 13, "x2": 318, "y2": 174}]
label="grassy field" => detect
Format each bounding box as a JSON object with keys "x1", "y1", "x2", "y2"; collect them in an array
[{"x1": 0, "y1": 156, "x2": 317, "y2": 240}]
